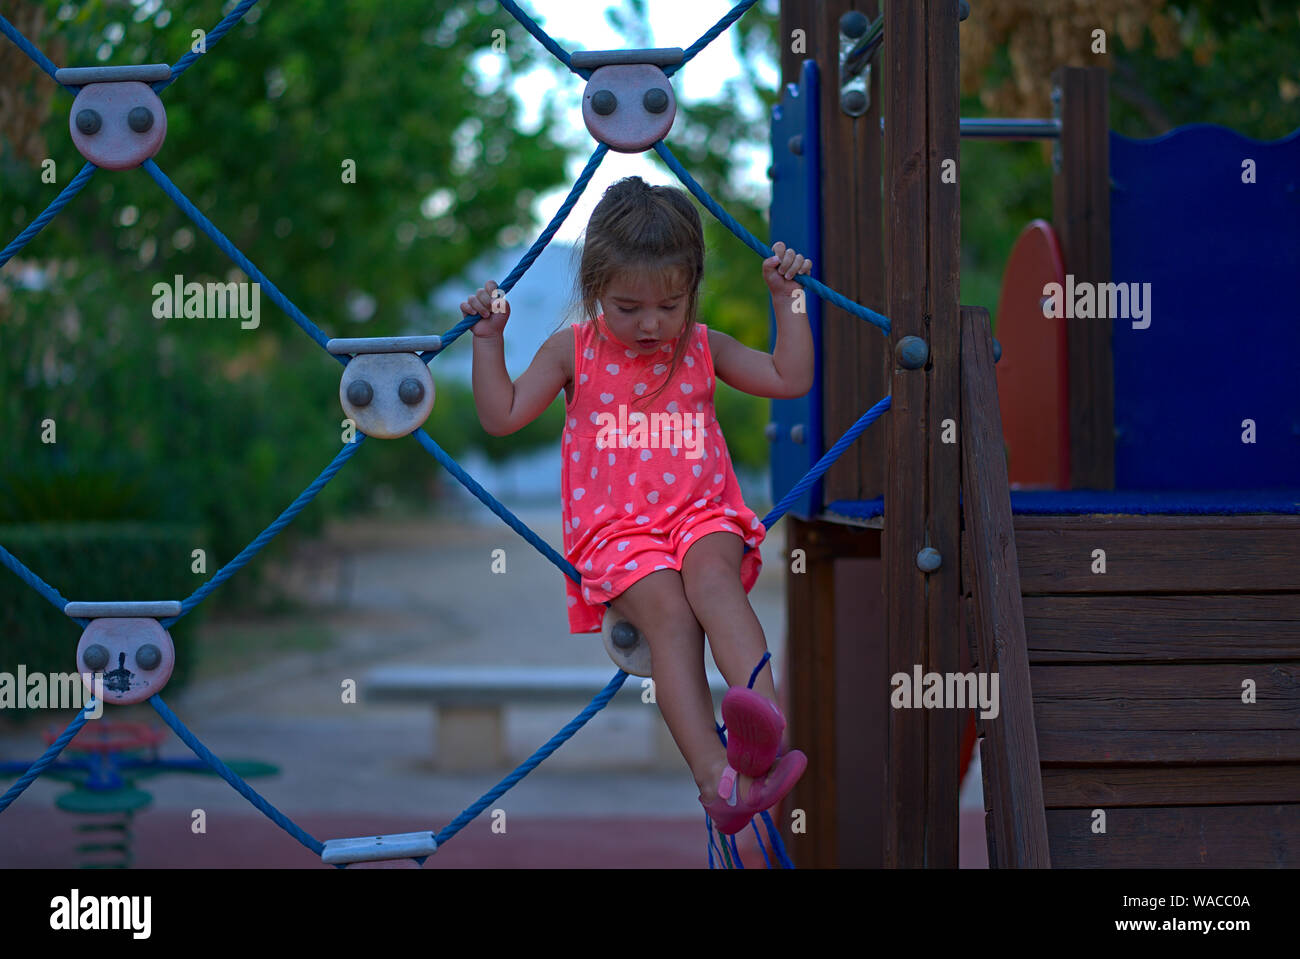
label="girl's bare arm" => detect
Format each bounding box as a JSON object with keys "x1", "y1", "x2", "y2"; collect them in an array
[{"x1": 472, "y1": 327, "x2": 571, "y2": 436}]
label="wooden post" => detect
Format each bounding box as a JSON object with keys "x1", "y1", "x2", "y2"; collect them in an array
[
  {"x1": 1052, "y1": 66, "x2": 1113, "y2": 490},
  {"x1": 881, "y1": 0, "x2": 962, "y2": 867}
]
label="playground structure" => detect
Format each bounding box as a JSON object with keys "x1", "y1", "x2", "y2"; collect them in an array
[
  {"x1": 3, "y1": 0, "x2": 1296, "y2": 870},
  {"x1": 0, "y1": 0, "x2": 873, "y2": 870},
  {"x1": 775, "y1": 1, "x2": 1299, "y2": 867}
]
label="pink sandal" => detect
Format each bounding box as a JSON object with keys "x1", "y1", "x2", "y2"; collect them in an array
[
  {"x1": 721, "y1": 686, "x2": 785, "y2": 777},
  {"x1": 701, "y1": 750, "x2": 808, "y2": 836}
]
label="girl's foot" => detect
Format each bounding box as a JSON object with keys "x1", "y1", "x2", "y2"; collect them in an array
[
  {"x1": 698, "y1": 761, "x2": 755, "y2": 806},
  {"x1": 699, "y1": 750, "x2": 808, "y2": 836}
]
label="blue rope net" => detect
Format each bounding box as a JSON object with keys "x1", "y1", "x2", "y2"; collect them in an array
[{"x1": 0, "y1": 0, "x2": 894, "y2": 870}]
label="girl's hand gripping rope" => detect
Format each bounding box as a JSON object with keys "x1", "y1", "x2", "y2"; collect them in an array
[
  {"x1": 462, "y1": 280, "x2": 511, "y2": 339},
  {"x1": 762, "y1": 241, "x2": 812, "y2": 298}
]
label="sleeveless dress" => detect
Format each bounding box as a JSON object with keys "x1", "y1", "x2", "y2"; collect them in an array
[{"x1": 561, "y1": 317, "x2": 765, "y2": 633}]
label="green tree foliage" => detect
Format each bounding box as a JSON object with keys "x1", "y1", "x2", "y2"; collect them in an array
[
  {"x1": 1108, "y1": 1, "x2": 1300, "y2": 140},
  {"x1": 0, "y1": 0, "x2": 571, "y2": 597},
  {"x1": 959, "y1": 0, "x2": 1300, "y2": 318}
]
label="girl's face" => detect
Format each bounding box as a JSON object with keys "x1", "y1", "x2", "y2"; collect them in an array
[{"x1": 598, "y1": 270, "x2": 690, "y2": 356}]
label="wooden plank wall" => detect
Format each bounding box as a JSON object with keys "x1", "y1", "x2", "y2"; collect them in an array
[
  {"x1": 966, "y1": 511, "x2": 1300, "y2": 867},
  {"x1": 784, "y1": 517, "x2": 883, "y2": 866},
  {"x1": 780, "y1": 0, "x2": 889, "y2": 505}
]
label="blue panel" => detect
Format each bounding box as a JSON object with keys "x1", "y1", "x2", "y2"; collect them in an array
[
  {"x1": 1110, "y1": 125, "x2": 1300, "y2": 490},
  {"x1": 1009, "y1": 489, "x2": 1300, "y2": 515},
  {"x1": 768, "y1": 60, "x2": 823, "y2": 516}
]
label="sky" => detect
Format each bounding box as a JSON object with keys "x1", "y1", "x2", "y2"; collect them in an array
[{"x1": 478, "y1": 0, "x2": 781, "y2": 243}]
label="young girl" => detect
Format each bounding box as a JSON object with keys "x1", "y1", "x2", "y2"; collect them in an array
[{"x1": 463, "y1": 176, "x2": 812, "y2": 835}]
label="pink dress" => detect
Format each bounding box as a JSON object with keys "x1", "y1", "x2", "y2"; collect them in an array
[{"x1": 561, "y1": 318, "x2": 766, "y2": 633}]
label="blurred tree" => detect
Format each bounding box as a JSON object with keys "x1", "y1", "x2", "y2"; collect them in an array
[
  {"x1": 0, "y1": 0, "x2": 572, "y2": 593},
  {"x1": 961, "y1": 0, "x2": 1300, "y2": 139}
]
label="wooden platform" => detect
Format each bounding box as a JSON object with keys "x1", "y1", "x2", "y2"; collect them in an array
[
  {"x1": 961, "y1": 308, "x2": 1300, "y2": 868},
  {"x1": 963, "y1": 511, "x2": 1300, "y2": 867}
]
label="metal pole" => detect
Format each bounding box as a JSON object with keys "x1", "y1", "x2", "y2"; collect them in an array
[{"x1": 959, "y1": 117, "x2": 1060, "y2": 139}]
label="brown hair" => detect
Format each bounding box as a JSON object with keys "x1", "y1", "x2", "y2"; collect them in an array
[{"x1": 567, "y1": 176, "x2": 705, "y2": 409}]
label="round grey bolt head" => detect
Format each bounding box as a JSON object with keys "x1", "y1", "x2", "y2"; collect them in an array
[
  {"x1": 643, "y1": 88, "x2": 668, "y2": 114},
  {"x1": 788, "y1": 134, "x2": 803, "y2": 156},
  {"x1": 842, "y1": 89, "x2": 868, "y2": 115},
  {"x1": 83, "y1": 643, "x2": 110, "y2": 671},
  {"x1": 916, "y1": 547, "x2": 943, "y2": 572},
  {"x1": 840, "y1": 10, "x2": 869, "y2": 37},
  {"x1": 135, "y1": 643, "x2": 162, "y2": 670},
  {"x1": 993, "y1": 338, "x2": 1003, "y2": 363},
  {"x1": 397, "y1": 376, "x2": 425, "y2": 406},
  {"x1": 959, "y1": 0, "x2": 971, "y2": 21},
  {"x1": 76, "y1": 109, "x2": 102, "y2": 135},
  {"x1": 896, "y1": 335, "x2": 929, "y2": 370},
  {"x1": 592, "y1": 89, "x2": 617, "y2": 116},
  {"x1": 347, "y1": 379, "x2": 374, "y2": 407},
  {"x1": 790, "y1": 423, "x2": 806, "y2": 444},
  {"x1": 127, "y1": 105, "x2": 154, "y2": 133},
  {"x1": 611, "y1": 621, "x2": 640, "y2": 650},
  {"x1": 764, "y1": 422, "x2": 778, "y2": 441}
]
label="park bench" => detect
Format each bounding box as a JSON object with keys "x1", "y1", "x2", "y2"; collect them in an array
[{"x1": 363, "y1": 665, "x2": 729, "y2": 771}]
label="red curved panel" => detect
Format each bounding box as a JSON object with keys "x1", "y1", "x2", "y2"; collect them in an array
[{"x1": 994, "y1": 220, "x2": 1070, "y2": 490}]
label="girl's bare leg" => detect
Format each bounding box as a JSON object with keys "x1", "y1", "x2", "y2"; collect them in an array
[
  {"x1": 678, "y1": 531, "x2": 782, "y2": 798},
  {"x1": 611, "y1": 569, "x2": 751, "y2": 803},
  {"x1": 679, "y1": 531, "x2": 778, "y2": 704}
]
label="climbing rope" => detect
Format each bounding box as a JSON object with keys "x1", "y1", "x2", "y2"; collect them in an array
[{"x1": 0, "y1": 0, "x2": 895, "y2": 869}]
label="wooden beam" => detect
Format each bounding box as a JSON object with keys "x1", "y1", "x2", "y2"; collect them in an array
[
  {"x1": 1016, "y1": 521, "x2": 1300, "y2": 593},
  {"x1": 1031, "y1": 663, "x2": 1300, "y2": 733},
  {"x1": 881, "y1": 0, "x2": 961, "y2": 867},
  {"x1": 1024, "y1": 594, "x2": 1300, "y2": 661},
  {"x1": 1042, "y1": 765, "x2": 1300, "y2": 807},
  {"x1": 1046, "y1": 805, "x2": 1300, "y2": 867},
  {"x1": 1052, "y1": 66, "x2": 1113, "y2": 489},
  {"x1": 1039, "y1": 730, "x2": 1300, "y2": 764},
  {"x1": 924, "y1": 0, "x2": 963, "y2": 870},
  {"x1": 960, "y1": 305, "x2": 1052, "y2": 867}
]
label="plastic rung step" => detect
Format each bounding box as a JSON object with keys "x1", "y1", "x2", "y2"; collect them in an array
[
  {"x1": 570, "y1": 47, "x2": 683, "y2": 68},
  {"x1": 321, "y1": 831, "x2": 438, "y2": 865},
  {"x1": 326, "y1": 335, "x2": 442, "y2": 355},
  {"x1": 55, "y1": 64, "x2": 172, "y2": 85},
  {"x1": 64, "y1": 601, "x2": 182, "y2": 618}
]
